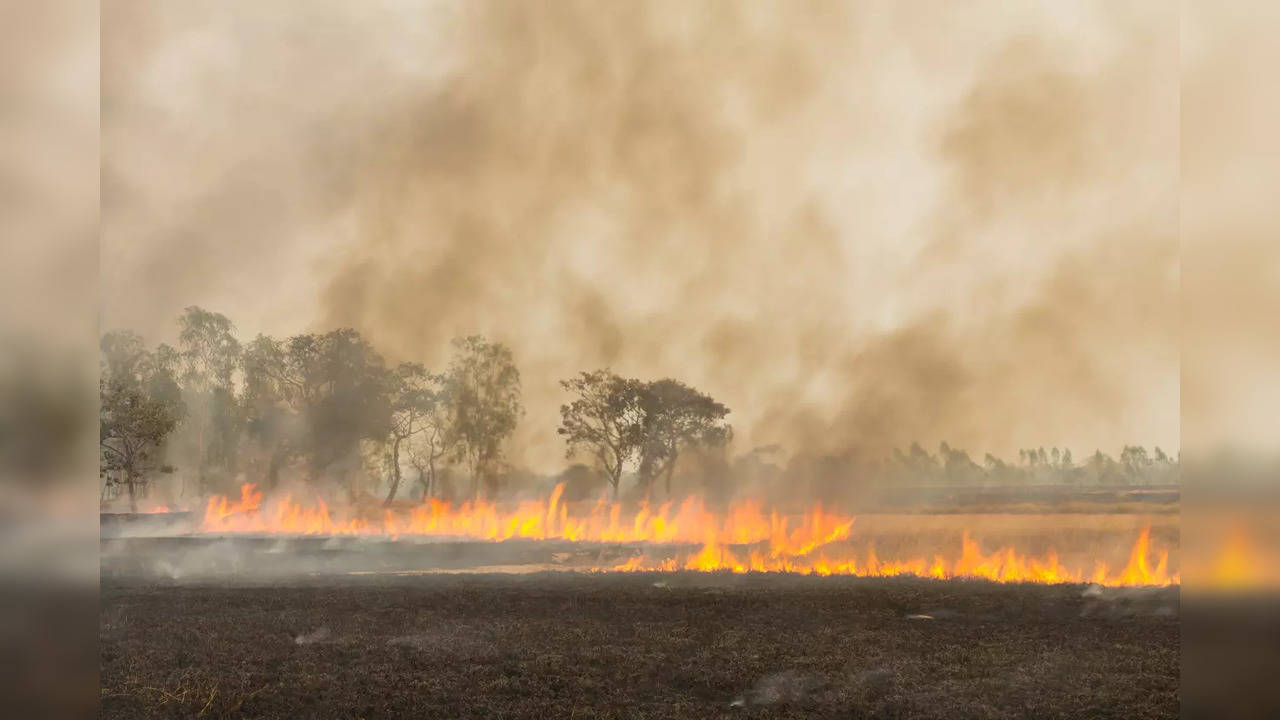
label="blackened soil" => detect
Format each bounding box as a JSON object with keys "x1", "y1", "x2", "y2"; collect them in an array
[{"x1": 100, "y1": 573, "x2": 1178, "y2": 719}]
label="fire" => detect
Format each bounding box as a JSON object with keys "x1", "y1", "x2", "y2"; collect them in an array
[
  {"x1": 202, "y1": 483, "x2": 1178, "y2": 587},
  {"x1": 203, "y1": 483, "x2": 854, "y2": 547},
  {"x1": 623, "y1": 525, "x2": 1175, "y2": 586}
]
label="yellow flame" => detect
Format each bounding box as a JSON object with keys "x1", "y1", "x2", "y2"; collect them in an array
[{"x1": 202, "y1": 482, "x2": 1179, "y2": 587}]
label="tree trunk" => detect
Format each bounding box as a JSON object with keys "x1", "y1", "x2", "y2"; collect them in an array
[
  {"x1": 637, "y1": 456, "x2": 654, "y2": 500},
  {"x1": 126, "y1": 469, "x2": 138, "y2": 513},
  {"x1": 664, "y1": 458, "x2": 678, "y2": 498},
  {"x1": 427, "y1": 455, "x2": 436, "y2": 501},
  {"x1": 470, "y1": 454, "x2": 483, "y2": 501},
  {"x1": 343, "y1": 466, "x2": 356, "y2": 504},
  {"x1": 384, "y1": 438, "x2": 402, "y2": 507},
  {"x1": 267, "y1": 445, "x2": 284, "y2": 491},
  {"x1": 195, "y1": 413, "x2": 206, "y2": 497}
]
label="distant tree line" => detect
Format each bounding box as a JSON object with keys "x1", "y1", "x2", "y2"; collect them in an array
[
  {"x1": 100, "y1": 307, "x2": 1178, "y2": 511},
  {"x1": 879, "y1": 441, "x2": 1178, "y2": 487},
  {"x1": 721, "y1": 441, "x2": 1180, "y2": 509}
]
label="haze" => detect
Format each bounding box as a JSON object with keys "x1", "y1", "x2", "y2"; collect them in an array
[{"x1": 102, "y1": 1, "x2": 1179, "y2": 471}]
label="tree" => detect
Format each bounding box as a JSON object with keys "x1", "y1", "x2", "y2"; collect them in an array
[
  {"x1": 557, "y1": 369, "x2": 644, "y2": 499},
  {"x1": 1086, "y1": 449, "x2": 1123, "y2": 485},
  {"x1": 982, "y1": 452, "x2": 1015, "y2": 484},
  {"x1": 938, "y1": 441, "x2": 981, "y2": 485},
  {"x1": 894, "y1": 442, "x2": 941, "y2": 483},
  {"x1": 175, "y1": 306, "x2": 242, "y2": 495},
  {"x1": 239, "y1": 329, "x2": 393, "y2": 495},
  {"x1": 99, "y1": 331, "x2": 183, "y2": 511},
  {"x1": 406, "y1": 376, "x2": 451, "y2": 501},
  {"x1": 240, "y1": 334, "x2": 296, "y2": 490},
  {"x1": 444, "y1": 336, "x2": 523, "y2": 499},
  {"x1": 636, "y1": 379, "x2": 731, "y2": 498},
  {"x1": 381, "y1": 363, "x2": 441, "y2": 505},
  {"x1": 1120, "y1": 445, "x2": 1153, "y2": 484}
]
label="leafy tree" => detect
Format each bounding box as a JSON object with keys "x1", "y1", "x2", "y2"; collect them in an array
[
  {"x1": 295, "y1": 329, "x2": 393, "y2": 495},
  {"x1": 175, "y1": 306, "x2": 242, "y2": 495},
  {"x1": 1119, "y1": 445, "x2": 1153, "y2": 484},
  {"x1": 938, "y1": 441, "x2": 981, "y2": 485},
  {"x1": 982, "y1": 452, "x2": 1015, "y2": 484},
  {"x1": 1149, "y1": 446, "x2": 1178, "y2": 484},
  {"x1": 557, "y1": 369, "x2": 644, "y2": 499},
  {"x1": 635, "y1": 379, "x2": 731, "y2": 498},
  {"x1": 1086, "y1": 449, "x2": 1123, "y2": 485},
  {"x1": 444, "y1": 336, "x2": 522, "y2": 499},
  {"x1": 238, "y1": 329, "x2": 392, "y2": 495},
  {"x1": 240, "y1": 334, "x2": 296, "y2": 489},
  {"x1": 891, "y1": 442, "x2": 941, "y2": 483},
  {"x1": 99, "y1": 331, "x2": 183, "y2": 511}
]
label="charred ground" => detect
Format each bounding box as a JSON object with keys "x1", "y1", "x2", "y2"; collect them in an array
[{"x1": 100, "y1": 572, "x2": 1177, "y2": 719}]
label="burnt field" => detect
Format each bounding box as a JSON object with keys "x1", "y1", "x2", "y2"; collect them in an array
[{"x1": 100, "y1": 571, "x2": 1178, "y2": 719}]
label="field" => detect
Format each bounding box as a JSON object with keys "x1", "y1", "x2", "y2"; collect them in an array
[{"x1": 100, "y1": 570, "x2": 1178, "y2": 719}]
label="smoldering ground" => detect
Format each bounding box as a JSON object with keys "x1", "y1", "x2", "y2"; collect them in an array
[{"x1": 103, "y1": 1, "x2": 1178, "y2": 475}]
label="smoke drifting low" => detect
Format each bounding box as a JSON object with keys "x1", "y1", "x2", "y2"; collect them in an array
[{"x1": 103, "y1": 1, "x2": 1178, "y2": 471}]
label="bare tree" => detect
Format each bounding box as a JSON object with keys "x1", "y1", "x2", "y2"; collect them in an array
[
  {"x1": 381, "y1": 363, "x2": 441, "y2": 505},
  {"x1": 406, "y1": 379, "x2": 451, "y2": 501}
]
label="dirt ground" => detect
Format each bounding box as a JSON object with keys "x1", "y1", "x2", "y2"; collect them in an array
[{"x1": 100, "y1": 572, "x2": 1178, "y2": 719}]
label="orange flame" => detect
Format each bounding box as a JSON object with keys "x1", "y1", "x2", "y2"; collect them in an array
[
  {"x1": 201, "y1": 483, "x2": 1177, "y2": 587},
  {"x1": 616, "y1": 525, "x2": 1176, "y2": 586}
]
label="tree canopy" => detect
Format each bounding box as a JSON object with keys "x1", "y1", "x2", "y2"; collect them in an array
[
  {"x1": 558, "y1": 372, "x2": 731, "y2": 499},
  {"x1": 99, "y1": 330, "x2": 184, "y2": 511},
  {"x1": 558, "y1": 370, "x2": 646, "y2": 499},
  {"x1": 444, "y1": 336, "x2": 523, "y2": 499}
]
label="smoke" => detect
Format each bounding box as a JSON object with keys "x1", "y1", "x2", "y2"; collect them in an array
[{"x1": 103, "y1": 1, "x2": 1178, "y2": 471}]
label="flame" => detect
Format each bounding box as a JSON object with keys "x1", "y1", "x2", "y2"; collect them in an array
[
  {"x1": 1192, "y1": 525, "x2": 1280, "y2": 590},
  {"x1": 202, "y1": 483, "x2": 1178, "y2": 587},
  {"x1": 613, "y1": 526, "x2": 1178, "y2": 587},
  {"x1": 203, "y1": 483, "x2": 853, "y2": 547}
]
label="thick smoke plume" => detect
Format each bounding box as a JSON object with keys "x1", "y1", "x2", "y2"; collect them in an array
[{"x1": 103, "y1": 1, "x2": 1178, "y2": 472}]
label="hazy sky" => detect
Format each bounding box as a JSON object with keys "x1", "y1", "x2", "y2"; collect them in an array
[{"x1": 102, "y1": 1, "x2": 1180, "y2": 470}]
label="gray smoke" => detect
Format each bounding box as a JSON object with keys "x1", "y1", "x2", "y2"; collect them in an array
[{"x1": 103, "y1": 1, "x2": 1179, "y2": 472}]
